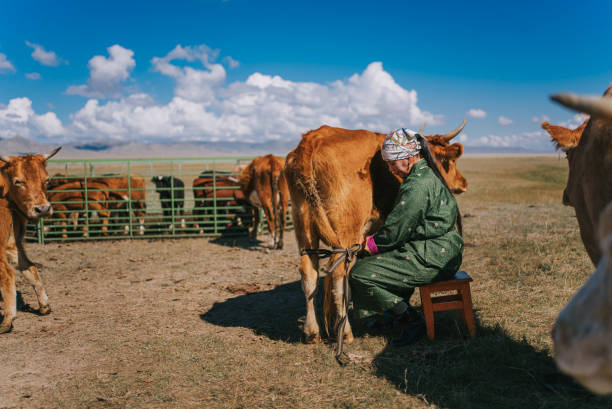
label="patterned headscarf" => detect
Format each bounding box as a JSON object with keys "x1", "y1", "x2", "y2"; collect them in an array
[{"x1": 381, "y1": 128, "x2": 422, "y2": 161}]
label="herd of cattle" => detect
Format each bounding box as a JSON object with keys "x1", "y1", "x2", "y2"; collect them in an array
[
  {"x1": 1, "y1": 86, "x2": 612, "y2": 395},
  {"x1": 32, "y1": 158, "x2": 289, "y2": 240}
]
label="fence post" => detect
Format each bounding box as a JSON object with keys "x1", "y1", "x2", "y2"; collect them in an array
[
  {"x1": 84, "y1": 162, "x2": 90, "y2": 238},
  {"x1": 213, "y1": 161, "x2": 218, "y2": 235},
  {"x1": 128, "y1": 162, "x2": 133, "y2": 238},
  {"x1": 170, "y1": 161, "x2": 175, "y2": 236},
  {"x1": 37, "y1": 218, "x2": 44, "y2": 244}
]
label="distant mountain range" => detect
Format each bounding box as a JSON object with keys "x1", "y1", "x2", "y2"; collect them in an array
[{"x1": 0, "y1": 135, "x2": 555, "y2": 159}]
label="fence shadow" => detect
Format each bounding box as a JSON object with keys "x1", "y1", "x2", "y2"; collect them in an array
[{"x1": 362, "y1": 311, "x2": 612, "y2": 409}]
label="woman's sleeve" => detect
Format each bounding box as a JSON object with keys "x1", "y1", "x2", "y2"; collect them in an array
[{"x1": 370, "y1": 181, "x2": 429, "y2": 253}]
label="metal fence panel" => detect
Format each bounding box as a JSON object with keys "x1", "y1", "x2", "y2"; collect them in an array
[{"x1": 27, "y1": 157, "x2": 293, "y2": 243}]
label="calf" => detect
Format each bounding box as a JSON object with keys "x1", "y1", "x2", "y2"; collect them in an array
[
  {"x1": 151, "y1": 176, "x2": 185, "y2": 229},
  {"x1": 0, "y1": 147, "x2": 60, "y2": 333}
]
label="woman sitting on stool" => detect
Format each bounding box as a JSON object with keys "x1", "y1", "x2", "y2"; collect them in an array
[{"x1": 350, "y1": 128, "x2": 464, "y2": 346}]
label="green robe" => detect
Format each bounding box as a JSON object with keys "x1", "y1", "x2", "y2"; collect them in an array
[{"x1": 350, "y1": 159, "x2": 464, "y2": 319}]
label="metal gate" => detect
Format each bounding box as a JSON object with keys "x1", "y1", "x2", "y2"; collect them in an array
[{"x1": 28, "y1": 157, "x2": 293, "y2": 243}]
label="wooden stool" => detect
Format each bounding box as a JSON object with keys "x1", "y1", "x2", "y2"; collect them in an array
[{"x1": 419, "y1": 271, "x2": 476, "y2": 340}]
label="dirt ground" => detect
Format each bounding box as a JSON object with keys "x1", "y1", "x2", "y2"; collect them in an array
[
  {"x1": 3, "y1": 156, "x2": 612, "y2": 408},
  {"x1": 0, "y1": 235, "x2": 301, "y2": 408}
]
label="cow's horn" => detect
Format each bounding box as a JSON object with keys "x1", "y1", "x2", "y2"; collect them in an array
[
  {"x1": 551, "y1": 93, "x2": 612, "y2": 118},
  {"x1": 442, "y1": 119, "x2": 466, "y2": 141},
  {"x1": 43, "y1": 147, "x2": 62, "y2": 160},
  {"x1": 0, "y1": 155, "x2": 9, "y2": 163},
  {"x1": 418, "y1": 123, "x2": 427, "y2": 134}
]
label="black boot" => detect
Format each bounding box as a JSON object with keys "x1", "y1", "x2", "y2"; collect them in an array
[{"x1": 391, "y1": 307, "x2": 426, "y2": 347}]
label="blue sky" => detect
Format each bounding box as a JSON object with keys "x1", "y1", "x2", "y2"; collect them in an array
[{"x1": 1, "y1": 0, "x2": 611, "y2": 150}]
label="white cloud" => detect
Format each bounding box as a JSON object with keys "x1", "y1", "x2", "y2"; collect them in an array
[
  {"x1": 25, "y1": 41, "x2": 63, "y2": 66},
  {"x1": 560, "y1": 113, "x2": 589, "y2": 129},
  {"x1": 0, "y1": 97, "x2": 65, "y2": 139},
  {"x1": 62, "y1": 56, "x2": 441, "y2": 142},
  {"x1": 66, "y1": 44, "x2": 135, "y2": 98},
  {"x1": 531, "y1": 114, "x2": 550, "y2": 123},
  {"x1": 467, "y1": 109, "x2": 486, "y2": 119},
  {"x1": 152, "y1": 45, "x2": 225, "y2": 105},
  {"x1": 0, "y1": 53, "x2": 16, "y2": 73},
  {"x1": 470, "y1": 130, "x2": 548, "y2": 149},
  {"x1": 9, "y1": 45, "x2": 445, "y2": 144},
  {"x1": 25, "y1": 72, "x2": 41, "y2": 80},
  {"x1": 224, "y1": 56, "x2": 239, "y2": 68},
  {"x1": 498, "y1": 115, "x2": 513, "y2": 126}
]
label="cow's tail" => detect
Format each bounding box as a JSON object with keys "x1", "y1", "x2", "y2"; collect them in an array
[
  {"x1": 286, "y1": 151, "x2": 341, "y2": 249},
  {"x1": 270, "y1": 160, "x2": 284, "y2": 239},
  {"x1": 286, "y1": 147, "x2": 346, "y2": 338}
]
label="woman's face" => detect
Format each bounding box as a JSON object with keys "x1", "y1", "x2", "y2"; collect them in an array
[{"x1": 387, "y1": 156, "x2": 420, "y2": 178}]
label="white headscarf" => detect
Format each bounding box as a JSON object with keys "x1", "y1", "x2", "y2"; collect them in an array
[{"x1": 381, "y1": 128, "x2": 422, "y2": 161}]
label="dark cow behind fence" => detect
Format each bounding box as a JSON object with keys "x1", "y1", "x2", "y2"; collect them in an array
[
  {"x1": 0, "y1": 147, "x2": 61, "y2": 333},
  {"x1": 151, "y1": 176, "x2": 185, "y2": 229}
]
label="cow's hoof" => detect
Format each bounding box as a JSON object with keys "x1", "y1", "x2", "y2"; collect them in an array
[
  {"x1": 0, "y1": 322, "x2": 13, "y2": 334},
  {"x1": 39, "y1": 305, "x2": 51, "y2": 315},
  {"x1": 305, "y1": 333, "x2": 322, "y2": 344}
]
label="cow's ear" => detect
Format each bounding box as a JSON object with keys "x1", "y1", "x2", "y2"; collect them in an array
[
  {"x1": 542, "y1": 122, "x2": 584, "y2": 151},
  {"x1": 447, "y1": 143, "x2": 464, "y2": 159}
]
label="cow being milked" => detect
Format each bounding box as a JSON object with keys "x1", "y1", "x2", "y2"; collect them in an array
[
  {"x1": 285, "y1": 123, "x2": 467, "y2": 344},
  {"x1": 0, "y1": 148, "x2": 61, "y2": 333},
  {"x1": 240, "y1": 155, "x2": 290, "y2": 249},
  {"x1": 550, "y1": 91, "x2": 612, "y2": 393}
]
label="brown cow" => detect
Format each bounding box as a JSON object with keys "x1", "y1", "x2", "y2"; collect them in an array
[
  {"x1": 46, "y1": 180, "x2": 112, "y2": 238},
  {"x1": 285, "y1": 123, "x2": 467, "y2": 343},
  {"x1": 192, "y1": 171, "x2": 250, "y2": 234},
  {"x1": 240, "y1": 155, "x2": 290, "y2": 249},
  {"x1": 542, "y1": 116, "x2": 601, "y2": 264},
  {"x1": 0, "y1": 148, "x2": 60, "y2": 333},
  {"x1": 548, "y1": 91, "x2": 612, "y2": 393},
  {"x1": 90, "y1": 175, "x2": 146, "y2": 235}
]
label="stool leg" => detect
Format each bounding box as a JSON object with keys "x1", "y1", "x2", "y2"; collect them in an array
[
  {"x1": 420, "y1": 288, "x2": 435, "y2": 340},
  {"x1": 460, "y1": 284, "x2": 476, "y2": 337}
]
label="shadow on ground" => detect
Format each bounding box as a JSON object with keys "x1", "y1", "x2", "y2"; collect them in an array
[
  {"x1": 201, "y1": 279, "x2": 310, "y2": 343},
  {"x1": 208, "y1": 234, "x2": 272, "y2": 251},
  {"x1": 365, "y1": 312, "x2": 612, "y2": 409},
  {"x1": 202, "y1": 281, "x2": 612, "y2": 408}
]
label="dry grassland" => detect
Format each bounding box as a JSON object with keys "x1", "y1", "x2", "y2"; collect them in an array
[{"x1": 1, "y1": 156, "x2": 611, "y2": 408}]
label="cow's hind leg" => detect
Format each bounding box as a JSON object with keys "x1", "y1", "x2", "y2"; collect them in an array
[
  {"x1": 324, "y1": 261, "x2": 354, "y2": 344},
  {"x1": 293, "y1": 205, "x2": 321, "y2": 343}
]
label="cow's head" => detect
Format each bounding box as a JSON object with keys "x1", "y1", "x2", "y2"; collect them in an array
[
  {"x1": 542, "y1": 120, "x2": 589, "y2": 207},
  {"x1": 151, "y1": 175, "x2": 169, "y2": 189},
  {"x1": 553, "y1": 202, "x2": 612, "y2": 394},
  {"x1": 0, "y1": 147, "x2": 61, "y2": 220},
  {"x1": 425, "y1": 119, "x2": 468, "y2": 194}
]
